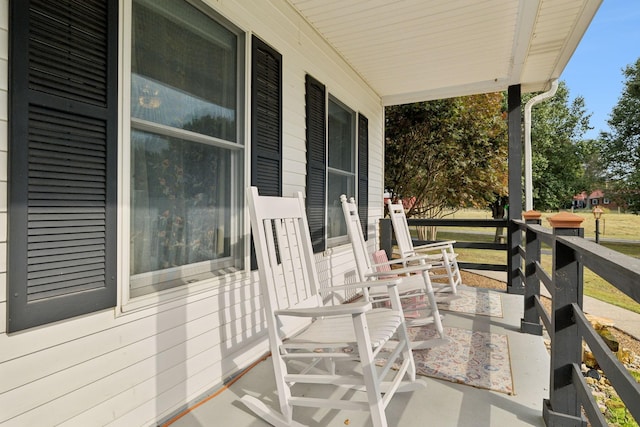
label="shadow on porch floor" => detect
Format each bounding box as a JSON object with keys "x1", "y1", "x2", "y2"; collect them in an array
[{"x1": 163, "y1": 285, "x2": 549, "y2": 427}]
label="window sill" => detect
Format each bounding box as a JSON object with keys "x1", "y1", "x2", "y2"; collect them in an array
[{"x1": 119, "y1": 269, "x2": 250, "y2": 315}]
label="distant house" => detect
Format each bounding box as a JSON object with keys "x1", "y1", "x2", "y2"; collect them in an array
[
  {"x1": 588, "y1": 190, "x2": 609, "y2": 207},
  {"x1": 572, "y1": 191, "x2": 588, "y2": 209},
  {"x1": 573, "y1": 190, "x2": 616, "y2": 209}
]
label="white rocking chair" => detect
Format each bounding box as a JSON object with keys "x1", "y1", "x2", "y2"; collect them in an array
[
  {"x1": 340, "y1": 195, "x2": 449, "y2": 349},
  {"x1": 241, "y1": 187, "x2": 426, "y2": 427},
  {"x1": 386, "y1": 199, "x2": 462, "y2": 294}
]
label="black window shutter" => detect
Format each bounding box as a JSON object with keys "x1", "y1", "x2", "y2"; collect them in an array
[
  {"x1": 305, "y1": 75, "x2": 326, "y2": 253},
  {"x1": 251, "y1": 36, "x2": 282, "y2": 269},
  {"x1": 8, "y1": 0, "x2": 118, "y2": 332},
  {"x1": 251, "y1": 36, "x2": 282, "y2": 197},
  {"x1": 358, "y1": 113, "x2": 369, "y2": 238}
]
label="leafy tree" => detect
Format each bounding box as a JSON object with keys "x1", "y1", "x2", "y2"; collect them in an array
[
  {"x1": 576, "y1": 138, "x2": 607, "y2": 192},
  {"x1": 525, "y1": 81, "x2": 592, "y2": 210},
  {"x1": 601, "y1": 58, "x2": 640, "y2": 213},
  {"x1": 385, "y1": 93, "x2": 508, "y2": 224}
]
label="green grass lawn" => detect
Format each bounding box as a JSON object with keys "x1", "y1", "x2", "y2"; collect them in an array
[
  {"x1": 443, "y1": 207, "x2": 640, "y2": 241},
  {"x1": 421, "y1": 214, "x2": 640, "y2": 314}
]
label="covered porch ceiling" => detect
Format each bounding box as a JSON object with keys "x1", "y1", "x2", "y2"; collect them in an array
[{"x1": 287, "y1": 0, "x2": 602, "y2": 105}]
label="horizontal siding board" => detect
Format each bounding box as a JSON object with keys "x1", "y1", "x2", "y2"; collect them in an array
[
  {"x1": 61, "y1": 338, "x2": 269, "y2": 427},
  {"x1": 0, "y1": 298, "x2": 265, "y2": 424},
  {"x1": 0, "y1": 278, "x2": 260, "y2": 392}
]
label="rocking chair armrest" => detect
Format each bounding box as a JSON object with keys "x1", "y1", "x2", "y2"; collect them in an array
[
  {"x1": 275, "y1": 301, "x2": 372, "y2": 317},
  {"x1": 365, "y1": 263, "x2": 434, "y2": 278},
  {"x1": 372, "y1": 253, "x2": 434, "y2": 268},
  {"x1": 412, "y1": 240, "x2": 456, "y2": 251},
  {"x1": 329, "y1": 278, "x2": 403, "y2": 293},
  {"x1": 372, "y1": 257, "x2": 405, "y2": 266}
]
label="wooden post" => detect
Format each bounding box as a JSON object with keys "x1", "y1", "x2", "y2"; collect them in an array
[
  {"x1": 521, "y1": 210, "x2": 543, "y2": 335},
  {"x1": 543, "y1": 212, "x2": 587, "y2": 427},
  {"x1": 507, "y1": 84, "x2": 524, "y2": 294}
]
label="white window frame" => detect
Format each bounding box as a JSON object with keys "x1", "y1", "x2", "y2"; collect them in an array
[{"x1": 118, "y1": 0, "x2": 247, "y2": 311}]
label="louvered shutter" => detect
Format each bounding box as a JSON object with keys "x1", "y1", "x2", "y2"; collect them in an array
[
  {"x1": 358, "y1": 113, "x2": 369, "y2": 238},
  {"x1": 305, "y1": 75, "x2": 327, "y2": 253},
  {"x1": 251, "y1": 36, "x2": 282, "y2": 269},
  {"x1": 251, "y1": 36, "x2": 282, "y2": 197},
  {"x1": 8, "y1": 0, "x2": 118, "y2": 332}
]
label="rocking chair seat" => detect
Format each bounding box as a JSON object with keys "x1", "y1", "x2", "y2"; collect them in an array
[{"x1": 284, "y1": 307, "x2": 404, "y2": 348}]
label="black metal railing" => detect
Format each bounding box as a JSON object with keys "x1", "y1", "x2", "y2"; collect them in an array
[
  {"x1": 379, "y1": 215, "x2": 640, "y2": 425},
  {"x1": 516, "y1": 216, "x2": 640, "y2": 427}
]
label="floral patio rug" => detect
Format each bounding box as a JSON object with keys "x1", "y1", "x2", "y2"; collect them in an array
[
  {"x1": 406, "y1": 326, "x2": 514, "y2": 395},
  {"x1": 437, "y1": 287, "x2": 503, "y2": 317},
  {"x1": 401, "y1": 287, "x2": 503, "y2": 318}
]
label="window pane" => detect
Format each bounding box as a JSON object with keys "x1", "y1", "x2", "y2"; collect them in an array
[
  {"x1": 327, "y1": 97, "x2": 355, "y2": 244},
  {"x1": 328, "y1": 99, "x2": 354, "y2": 171},
  {"x1": 130, "y1": 130, "x2": 238, "y2": 294},
  {"x1": 327, "y1": 171, "x2": 354, "y2": 240},
  {"x1": 131, "y1": 0, "x2": 237, "y2": 141}
]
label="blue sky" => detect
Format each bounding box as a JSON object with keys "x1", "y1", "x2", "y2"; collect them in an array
[{"x1": 560, "y1": 1, "x2": 640, "y2": 140}]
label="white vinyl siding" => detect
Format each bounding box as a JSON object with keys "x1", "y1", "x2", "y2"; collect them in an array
[{"x1": 0, "y1": 0, "x2": 384, "y2": 424}]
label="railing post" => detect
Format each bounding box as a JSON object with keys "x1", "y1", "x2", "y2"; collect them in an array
[
  {"x1": 379, "y1": 218, "x2": 393, "y2": 260},
  {"x1": 521, "y1": 210, "x2": 543, "y2": 335},
  {"x1": 507, "y1": 84, "x2": 524, "y2": 295},
  {"x1": 544, "y1": 213, "x2": 586, "y2": 427}
]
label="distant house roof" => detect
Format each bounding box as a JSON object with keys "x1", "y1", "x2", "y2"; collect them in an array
[{"x1": 589, "y1": 190, "x2": 605, "y2": 199}]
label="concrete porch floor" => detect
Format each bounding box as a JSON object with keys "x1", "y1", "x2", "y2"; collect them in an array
[{"x1": 165, "y1": 286, "x2": 549, "y2": 427}]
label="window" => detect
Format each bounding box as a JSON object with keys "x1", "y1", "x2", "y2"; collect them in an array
[
  {"x1": 129, "y1": 0, "x2": 245, "y2": 296},
  {"x1": 327, "y1": 98, "x2": 356, "y2": 245},
  {"x1": 305, "y1": 75, "x2": 368, "y2": 252},
  {"x1": 591, "y1": 199, "x2": 599, "y2": 206},
  {"x1": 8, "y1": 0, "x2": 118, "y2": 332}
]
